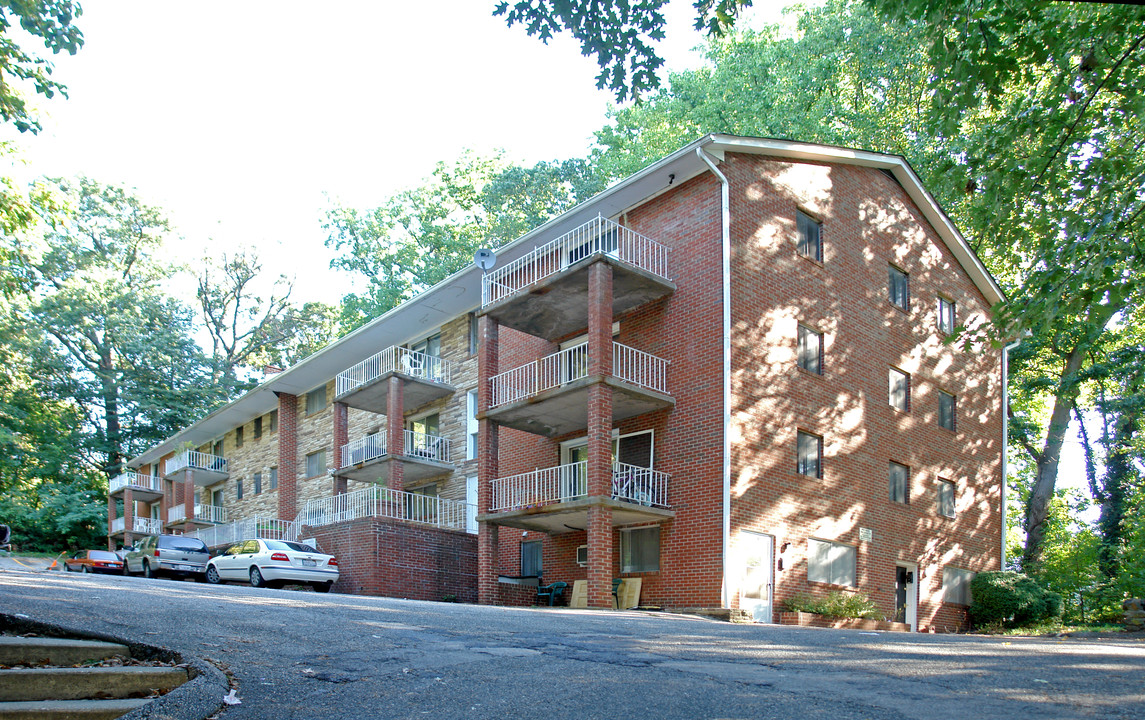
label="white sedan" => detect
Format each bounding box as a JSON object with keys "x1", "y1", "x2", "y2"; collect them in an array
[{"x1": 206, "y1": 539, "x2": 339, "y2": 592}]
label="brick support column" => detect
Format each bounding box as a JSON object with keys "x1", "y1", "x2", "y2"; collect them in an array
[
  {"x1": 586, "y1": 261, "x2": 615, "y2": 609},
  {"x1": 333, "y1": 401, "x2": 348, "y2": 494},
  {"x1": 183, "y1": 468, "x2": 195, "y2": 535},
  {"x1": 477, "y1": 314, "x2": 500, "y2": 605},
  {"x1": 107, "y1": 492, "x2": 117, "y2": 551},
  {"x1": 123, "y1": 487, "x2": 134, "y2": 549},
  {"x1": 277, "y1": 393, "x2": 299, "y2": 521},
  {"x1": 386, "y1": 376, "x2": 405, "y2": 492}
]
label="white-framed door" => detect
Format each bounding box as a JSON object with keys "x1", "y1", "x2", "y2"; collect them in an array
[
  {"x1": 740, "y1": 531, "x2": 774, "y2": 623},
  {"x1": 466, "y1": 476, "x2": 478, "y2": 534},
  {"x1": 895, "y1": 562, "x2": 918, "y2": 632}
]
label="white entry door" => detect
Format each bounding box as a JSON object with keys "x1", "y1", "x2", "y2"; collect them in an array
[
  {"x1": 466, "y1": 476, "x2": 478, "y2": 534},
  {"x1": 741, "y1": 531, "x2": 774, "y2": 623}
]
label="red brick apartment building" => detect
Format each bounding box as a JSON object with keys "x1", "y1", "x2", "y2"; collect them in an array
[{"x1": 109, "y1": 136, "x2": 1006, "y2": 631}]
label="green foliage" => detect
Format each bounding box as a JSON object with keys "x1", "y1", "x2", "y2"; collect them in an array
[
  {"x1": 0, "y1": 0, "x2": 84, "y2": 133},
  {"x1": 0, "y1": 479, "x2": 106, "y2": 552},
  {"x1": 969, "y1": 571, "x2": 1063, "y2": 629},
  {"x1": 781, "y1": 590, "x2": 883, "y2": 620}
]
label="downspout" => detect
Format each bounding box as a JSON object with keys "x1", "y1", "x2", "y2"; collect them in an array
[
  {"x1": 1001, "y1": 337, "x2": 1021, "y2": 571},
  {"x1": 697, "y1": 147, "x2": 732, "y2": 608}
]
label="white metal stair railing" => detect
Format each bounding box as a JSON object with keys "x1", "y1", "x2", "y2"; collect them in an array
[
  {"x1": 109, "y1": 472, "x2": 164, "y2": 494},
  {"x1": 491, "y1": 461, "x2": 671, "y2": 511},
  {"x1": 341, "y1": 431, "x2": 388, "y2": 468},
  {"x1": 490, "y1": 342, "x2": 667, "y2": 409},
  {"x1": 295, "y1": 486, "x2": 469, "y2": 532},
  {"x1": 481, "y1": 214, "x2": 671, "y2": 306},
  {"x1": 335, "y1": 346, "x2": 454, "y2": 397},
  {"x1": 165, "y1": 450, "x2": 227, "y2": 475}
]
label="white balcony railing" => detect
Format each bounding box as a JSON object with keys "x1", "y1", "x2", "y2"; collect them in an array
[
  {"x1": 111, "y1": 516, "x2": 124, "y2": 534},
  {"x1": 109, "y1": 472, "x2": 163, "y2": 494},
  {"x1": 167, "y1": 503, "x2": 227, "y2": 524},
  {"x1": 189, "y1": 518, "x2": 300, "y2": 548},
  {"x1": 482, "y1": 215, "x2": 671, "y2": 306},
  {"x1": 167, "y1": 504, "x2": 184, "y2": 523},
  {"x1": 166, "y1": 451, "x2": 227, "y2": 476},
  {"x1": 339, "y1": 430, "x2": 452, "y2": 468},
  {"x1": 336, "y1": 346, "x2": 454, "y2": 397},
  {"x1": 490, "y1": 342, "x2": 668, "y2": 409},
  {"x1": 297, "y1": 486, "x2": 469, "y2": 532},
  {"x1": 133, "y1": 516, "x2": 162, "y2": 535},
  {"x1": 491, "y1": 461, "x2": 670, "y2": 512}
]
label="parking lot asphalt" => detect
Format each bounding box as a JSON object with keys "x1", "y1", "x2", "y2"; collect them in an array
[{"x1": 2, "y1": 564, "x2": 1144, "y2": 720}]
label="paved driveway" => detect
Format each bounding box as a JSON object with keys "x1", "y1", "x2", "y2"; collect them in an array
[{"x1": 2, "y1": 568, "x2": 1143, "y2": 719}]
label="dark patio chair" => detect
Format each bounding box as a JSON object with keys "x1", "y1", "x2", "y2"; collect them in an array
[
  {"x1": 0, "y1": 524, "x2": 11, "y2": 552},
  {"x1": 536, "y1": 581, "x2": 568, "y2": 606}
]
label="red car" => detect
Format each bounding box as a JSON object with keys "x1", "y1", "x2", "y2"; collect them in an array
[{"x1": 65, "y1": 550, "x2": 124, "y2": 574}]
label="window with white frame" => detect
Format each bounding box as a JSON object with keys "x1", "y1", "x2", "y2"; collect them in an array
[
  {"x1": 938, "y1": 296, "x2": 956, "y2": 334},
  {"x1": 305, "y1": 450, "x2": 326, "y2": 478},
  {"x1": 938, "y1": 391, "x2": 956, "y2": 431},
  {"x1": 807, "y1": 538, "x2": 856, "y2": 587},
  {"x1": 797, "y1": 323, "x2": 823, "y2": 375},
  {"x1": 467, "y1": 390, "x2": 479, "y2": 460},
  {"x1": 889, "y1": 368, "x2": 910, "y2": 412},
  {"x1": 943, "y1": 567, "x2": 975, "y2": 605},
  {"x1": 888, "y1": 264, "x2": 909, "y2": 310},
  {"x1": 796, "y1": 209, "x2": 822, "y2": 262},
  {"x1": 797, "y1": 430, "x2": 823, "y2": 478},
  {"x1": 938, "y1": 479, "x2": 956, "y2": 518},
  {"x1": 889, "y1": 461, "x2": 909, "y2": 504},
  {"x1": 620, "y1": 526, "x2": 660, "y2": 573},
  {"x1": 306, "y1": 386, "x2": 327, "y2": 415}
]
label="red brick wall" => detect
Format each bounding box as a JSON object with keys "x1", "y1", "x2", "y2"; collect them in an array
[{"x1": 306, "y1": 517, "x2": 477, "y2": 603}]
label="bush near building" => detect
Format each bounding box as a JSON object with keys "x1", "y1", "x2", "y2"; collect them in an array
[{"x1": 969, "y1": 571, "x2": 1062, "y2": 629}]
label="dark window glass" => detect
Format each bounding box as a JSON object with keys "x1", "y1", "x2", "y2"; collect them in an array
[
  {"x1": 235, "y1": 426, "x2": 244, "y2": 448},
  {"x1": 939, "y1": 392, "x2": 956, "y2": 430},
  {"x1": 889, "y1": 462, "x2": 910, "y2": 504},
  {"x1": 889, "y1": 265, "x2": 909, "y2": 310},
  {"x1": 307, "y1": 387, "x2": 327, "y2": 415},
  {"x1": 890, "y1": 369, "x2": 910, "y2": 411},
  {"x1": 254, "y1": 472, "x2": 262, "y2": 495},
  {"x1": 521, "y1": 540, "x2": 542, "y2": 577},
  {"x1": 797, "y1": 431, "x2": 823, "y2": 478},
  {"x1": 938, "y1": 480, "x2": 956, "y2": 518},
  {"x1": 236, "y1": 479, "x2": 243, "y2": 500},
  {"x1": 269, "y1": 467, "x2": 278, "y2": 490},
  {"x1": 254, "y1": 416, "x2": 262, "y2": 439},
  {"x1": 797, "y1": 324, "x2": 823, "y2": 375},
  {"x1": 938, "y1": 297, "x2": 956, "y2": 334},
  {"x1": 797, "y1": 210, "x2": 822, "y2": 262},
  {"x1": 621, "y1": 527, "x2": 660, "y2": 573}
]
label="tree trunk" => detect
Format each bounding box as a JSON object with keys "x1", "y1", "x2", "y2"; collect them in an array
[{"x1": 99, "y1": 346, "x2": 122, "y2": 476}]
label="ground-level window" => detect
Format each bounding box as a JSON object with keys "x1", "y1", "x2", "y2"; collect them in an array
[
  {"x1": 937, "y1": 480, "x2": 956, "y2": 518},
  {"x1": 521, "y1": 540, "x2": 542, "y2": 577},
  {"x1": 807, "y1": 538, "x2": 856, "y2": 587},
  {"x1": 943, "y1": 567, "x2": 975, "y2": 605},
  {"x1": 620, "y1": 526, "x2": 660, "y2": 573},
  {"x1": 306, "y1": 450, "x2": 326, "y2": 478},
  {"x1": 889, "y1": 462, "x2": 910, "y2": 504}
]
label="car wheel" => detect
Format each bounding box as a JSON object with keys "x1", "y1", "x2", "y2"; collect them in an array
[
  {"x1": 65, "y1": 563, "x2": 73, "y2": 572},
  {"x1": 142, "y1": 561, "x2": 155, "y2": 579},
  {"x1": 312, "y1": 582, "x2": 332, "y2": 593},
  {"x1": 82, "y1": 565, "x2": 90, "y2": 573},
  {"x1": 205, "y1": 565, "x2": 221, "y2": 584},
  {"x1": 249, "y1": 566, "x2": 265, "y2": 588}
]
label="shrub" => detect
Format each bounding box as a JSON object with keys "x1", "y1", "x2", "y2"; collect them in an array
[
  {"x1": 969, "y1": 571, "x2": 1063, "y2": 629},
  {"x1": 781, "y1": 591, "x2": 883, "y2": 620}
]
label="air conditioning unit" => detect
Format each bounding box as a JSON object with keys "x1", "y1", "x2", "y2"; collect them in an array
[{"x1": 576, "y1": 545, "x2": 588, "y2": 566}]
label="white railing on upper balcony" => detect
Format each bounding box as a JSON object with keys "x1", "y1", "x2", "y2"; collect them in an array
[
  {"x1": 133, "y1": 516, "x2": 162, "y2": 535},
  {"x1": 339, "y1": 430, "x2": 452, "y2": 468},
  {"x1": 340, "y1": 431, "x2": 387, "y2": 468},
  {"x1": 111, "y1": 516, "x2": 125, "y2": 534},
  {"x1": 189, "y1": 518, "x2": 300, "y2": 547},
  {"x1": 166, "y1": 451, "x2": 227, "y2": 476},
  {"x1": 482, "y1": 215, "x2": 671, "y2": 306},
  {"x1": 166, "y1": 503, "x2": 227, "y2": 524},
  {"x1": 336, "y1": 346, "x2": 454, "y2": 397},
  {"x1": 296, "y1": 485, "x2": 469, "y2": 531},
  {"x1": 491, "y1": 461, "x2": 670, "y2": 512},
  {"x1": 489, "y1": 341, "x2": 667, "y2": 409},
  {"x1": 109, "y1": 472, "x2": 163, "y2": 494},
  {"x1": 404, "y1": 429, "x2": 451, "y2": 463}
]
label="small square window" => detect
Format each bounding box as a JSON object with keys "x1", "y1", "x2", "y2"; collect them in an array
[
  {"x1": 306, "y1": 387, "x2": 327, "y2": 415},
  {"x1": 889, "y1": 369, "x2": 910, "y2": 412},
  {"x1": 938, "y1": 391, "x2": 956, "y2": 431},
  {"x1": 796, "y1": 210, "x2": 822, "y2": 262},
  {"x1": 938, "y1": 297, "x2": 956, "y2": 334},
  {"x1": 234, "y1": 426, "x2": 244, "y2": 448},
  {"x1": 808, "y1": 538, "x2": 856, "y2": 586},
  {"x1": 620, "y1": 526, "x2": 660, "y2": 573},
  {"x1": 797, "y1": 430, "x2": 823, "y2": 479},
  {"x1": 889, "y1": 462, "x2": 909, "y2": 504},
  {"x1": 797, "y1": 324, "x2": 823, "y2": 375},
  {"x1": 306, "y1": 450, "x2": 326, "y2": 478},
  {"x1": 889, "y1": 265, "x2": 909, "y2": 310},
  {"x1": 938, "y1": 480, "x2": 956, "y2": 518}
]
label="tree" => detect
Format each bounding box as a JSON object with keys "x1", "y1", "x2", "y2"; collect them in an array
[{"x1": 0, "y1": 0, "x2": 84, "y2": 134}]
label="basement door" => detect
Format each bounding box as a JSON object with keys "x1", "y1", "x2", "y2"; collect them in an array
[{"x1": 741, "y1": 531, "x2": 774, "y2": 623}]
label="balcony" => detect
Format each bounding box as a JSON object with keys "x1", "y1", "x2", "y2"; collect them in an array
[
  {"x1": 483, "y1": 461, "x2": 673, "y2": 534},
  {"x1": 164, "y1": 451, "x2": 228, "y2": 486},
  {"x1": 298, "y1": 485, "x2": 472, "y2": 533},
  {"x1": 166, "y1": 503, "x2": 228, "y2": 528},
  {"x1": 337, "y1": 429, "x2": 453, "y2": 484},
  {"x1": 486, "y1": 341, "x2": 673, "y2": 437},
  {"x1": 481, "y1": 215, "x2": 675, "y2": 341},
  {"x1": 110, "y1": 516, "x2": 162, "y2": 537},
  {"x1": 335, "y1": 346, "x2": 456, "y2": 414},
  {"x1": 108, "y1": 472, "x2": 164, "y2": 501}
]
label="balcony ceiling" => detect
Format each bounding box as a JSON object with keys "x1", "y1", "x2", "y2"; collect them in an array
[
  {"x1": 335, "y1": 373, "x2": 455, "y2": 416},
  {"x1": 484, "y1": 376, "x2": 674, "y2": 438},
  {"x1": 478, "y1": 496, "x2": 674, "y2": 535},
  {"x1": 336, "y1": 455, "x2": 453, "y2": 485}
]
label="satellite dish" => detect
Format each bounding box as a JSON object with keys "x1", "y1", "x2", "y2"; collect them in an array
[{"x1": 473, "y1": 248, "x2": 497, "y2": 272}]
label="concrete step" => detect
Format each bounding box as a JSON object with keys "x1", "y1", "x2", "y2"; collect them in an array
[
  {"x1": 0, "y1": 636, "x2": 129, "y2": 666},
  {"x1": 0, "y1": 666, "x2": 188, "y2": 702},
  {"x1": 0, "y1": 698, "x2": 152, "y2": 719}
]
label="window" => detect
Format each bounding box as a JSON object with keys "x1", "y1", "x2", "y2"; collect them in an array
[
  {"x1": 888, "y1": 265, "x2": 909, "y2": 310},
  {"x1": 269, "y1": 467, "x2": 278, "y2": 491},
  {"x1": 235, "y1": 425, "x2": 244, "y2": 448},
  {"x1": 797, "y1": 324, "x2": 823, "y2": 375},
  {"x1": 253, "y1": 472, "x2": 262, "y2": 495},
  {"x1": 796, "y1": 430, "x2": 823, "y2": 478},
  {"x1": 938, "y1": 391, "x2": 956, "y2": 431},
  {"x1": 407, "y1": 413, "x2": 443, "y2": 460},
  {"x1": 409, "y1": 332, "x2": 441, "y2": 358},
  {"x1": 938, "y1": 480, "x2": 956, "y2": 518},
  {"x1": 943, "y1": 567, "x2": 975, "y2": 605},
  {"x1": 211, "y1": 489, "x2": 224, "y2": 507},
  {"x1": 236, "y1": 478, "x2": 244, "y2": 500},
  {"x1": 213, "y1": 440, "x2": 223, "y2": 457},
  {"x1": 306, "y1": 450, "x2": 326, "y2": 478},
  {"x1": 889, "y1": 462, "x2": 910, "y2": 504},
  {"x1": 807, "y1": 538, "x2": 856, "y2": 586},
  {"x1": 620, "y1": 526, "x2": 660, "y2": 573},
  {"x1": 521, "y1": 540, "x2": 542, "y2": 577},
  {"x1": 306, "y1": 386, "x2": 327, "y2": 415},
  {"x1": 253, "y1": 416, "x2": 262, "y2": 439},
  {"x1": 468, "y1": 312, "x2": 479, "y2": 354},
  {"x1": 796, "y1": 209, "x2": 822, "y2": 262},
  {"x1": 268, "y1": 410, "x2": 278, "y2": 433},
  {"x1": 466, "y1": 390, "x2": 479, "y2": 460},
  {"x1": 889, "y1": 368, "x2": 910, "y2": 411},
  {"x1": 938, "y1": 296, "x2": 956, "y2": 334}
]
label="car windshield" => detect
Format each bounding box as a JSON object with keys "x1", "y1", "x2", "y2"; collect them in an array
[
  {"x1": 263, "y1": 540, "x2": 318, "y2": 553},
  {"x1": 89, "y1": 551, "x2": 119, "y2": 561},
  {"x1": 164, "y1": 538, "x2": 207, "y2": 552}
]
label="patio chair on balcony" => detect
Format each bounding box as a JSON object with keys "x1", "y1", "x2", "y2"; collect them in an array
[
  {"x1": 0, "y1": 524, "x2": 11, "y2": 552},
  {"x1": 537, "y1": 581, "x2": 568, "y2": 607},
  {"x1": 401, "y1": 354, "x2": 425, "y2": 377}
]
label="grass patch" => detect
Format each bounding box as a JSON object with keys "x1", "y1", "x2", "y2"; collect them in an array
[{"x1": 973, "y1": 621, "x2": 1124, "y2": 636}]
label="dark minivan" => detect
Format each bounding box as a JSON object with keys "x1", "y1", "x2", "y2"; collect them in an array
[{"x1": 124, "y1": 534, "x2": 210, "y2": 580}]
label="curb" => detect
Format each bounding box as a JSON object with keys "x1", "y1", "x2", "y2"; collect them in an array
[{"x1": 0, "y1": 612, "x2": 228, "y2": 720}]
